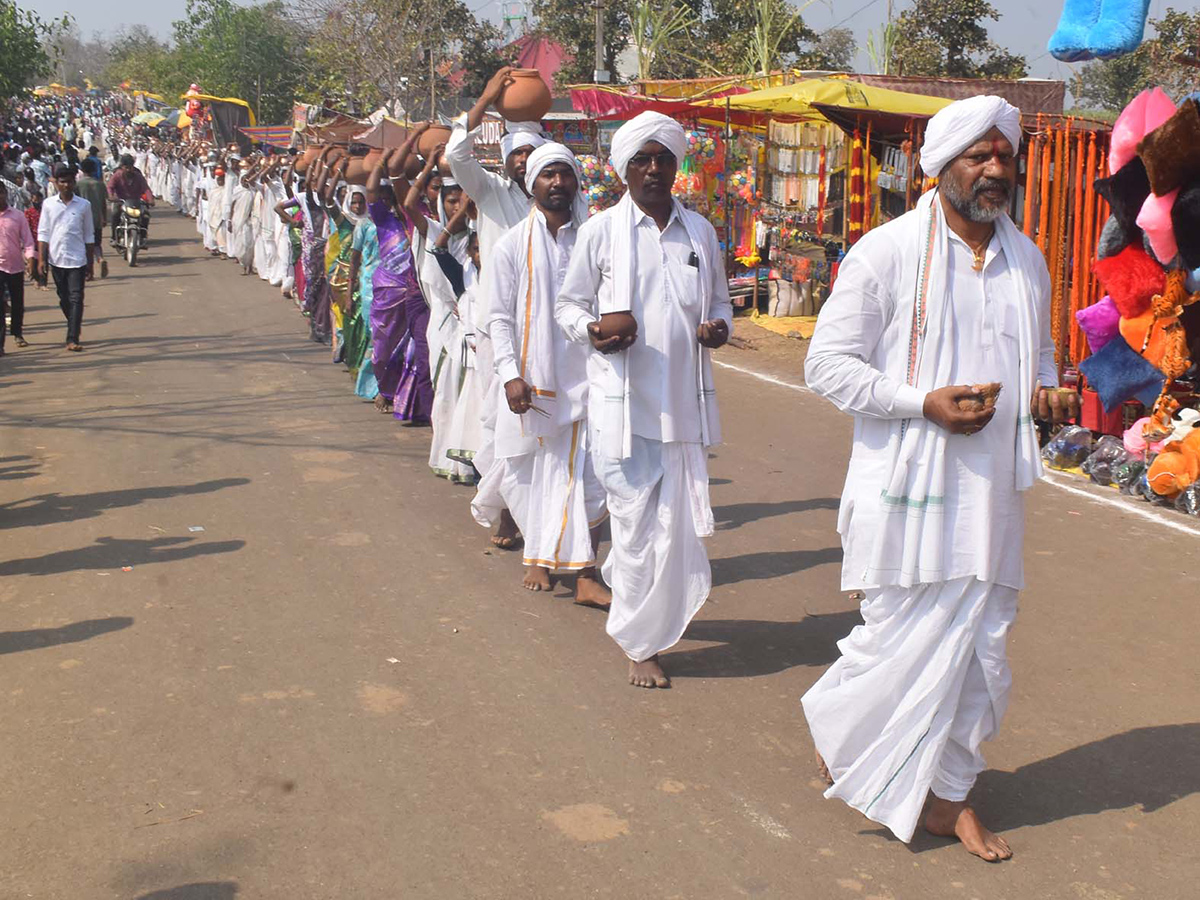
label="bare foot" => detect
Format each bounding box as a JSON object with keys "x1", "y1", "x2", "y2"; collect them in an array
[
  {"x1": 924, "y1": 798, "x2": 1012, "y2": 862},
  {"x1": 628, "y1": 655, "x2": 670, "y2": 689},
  {"x1": 816, "y1": 751, "x2": 833, "y2": 786},
  {"x1": 491, "y1": 509, "x2": 521, "y2": 550},
  {"x1": 573, "y1": 569, "x2": 611, "y2": 609},
  {"x1": 65, "y1": 342, "x2": 83, "y2": 352},
  {"x1": 373, "y1": 394, "x2": 393, "y2": 414},
  {"x1": 522, "y1": 566, "x2": 552, "y2": 592}
]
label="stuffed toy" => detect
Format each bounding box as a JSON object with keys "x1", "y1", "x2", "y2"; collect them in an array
[
  {"x1": 1078, "y1": 332, "x2": 1166, "y2": 411},
  {"x1": 1093, "y1": 244, "x2": 1166, "y2": 317},
  {"x1": 1049, "y1": 0, "x2": 1152, "y2": 61},
  {"x1": 1124, "y1": 415, "x2": 1167, "y2": 456},
  {"x1": 1098, "y1": 215, "x2": 1134, "y2": 259},
  {"x1": 1076, "y1": 296, "x2": 1122, "y2": 353},
  {"x1": 1136, "y1": 188, "x2": 1181, "y2": 264},
  {"x1": 1170, "y1": 184, "x2": 1200, "y2": 270},
  {"x1": 1109, "y1": 88, "x2": 1176, "y2": 174},
  {"x1": 1094, "y1": 156, "x2": 1150, "y2": 237},
  {"x1": 1146, "y1": 427, "x2": 1200, "y2": 498},
  {"x1": 1170, "y1": 407, "x2": 1200, "y2": 443},
  {"x1": 1137, "y1": 99, "x2": 1200, "y2": 196}
]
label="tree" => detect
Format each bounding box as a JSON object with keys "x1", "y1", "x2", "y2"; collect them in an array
[
  {"x1": 0, "y1": 0, "x2": 54, "y2": 98},
  {"x1": 797, "y1": 26, "x2": 855, "y2": 71},
  {"x1": 1070, "y1": 8, "x2": 1200, "y2": 112},
  {"x1": 632, "y1": 0, "x2": 716, "y2": 80},
  {"x1": 531, "y1": 0, "x2": 632, "y2": 86},
  {"x1": 104, "y1": 25, "x2": 174, "y2": 92},
  {"x1": 889, "y1": 0, "x2": 1027, "y2": 79}
]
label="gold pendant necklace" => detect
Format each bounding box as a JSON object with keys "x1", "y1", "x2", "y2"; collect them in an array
[{"x1": 969, "y1": 234, "x2": 992, "y2": 273}]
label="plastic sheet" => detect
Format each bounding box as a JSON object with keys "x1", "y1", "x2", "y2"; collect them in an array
[
  {"x1": 1080, "y1": 435, "x2": 1134, "y2": 486},
  {"x1": 1042, "y1": 425, "x2": 1094, "y2": 470},
  {"x1": 1175, "y1": 484, "x2": 1200, "y2": 517}
]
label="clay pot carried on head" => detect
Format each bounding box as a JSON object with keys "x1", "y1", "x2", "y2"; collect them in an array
[
  {"x1": 386, "y1": 145, "x2": 425, "y2": 180},
  {"x1": 295, "y1": 145, "x2": 320, "y2": 174},
  {"x1": 494, "y1": 69, "x2": 552, "y2": 123},
  {"x1": 417, "y1": 124, "x2": 453, "y2": 162},
  {"x1": 597, "y1": 311, "x2": 638, "y2": 341}
]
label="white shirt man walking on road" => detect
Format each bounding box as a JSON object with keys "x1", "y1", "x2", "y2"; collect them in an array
[
  {"x1": 556, "y1": 112, "x2": 733, "y2": 690},
  {"x1": 37, "y1": 163, "x2": 94, "y2": 351},
  {"x1": 800, "y1": 96, "x2": 1079, "y2": 861}
]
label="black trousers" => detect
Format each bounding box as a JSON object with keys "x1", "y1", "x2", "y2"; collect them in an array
[
  {"x1": 0, "y1": 269, "x2": 24, "y2": 348},
  {"x1": 50, "y1": 265, "x2": 85, "y2": 344}
]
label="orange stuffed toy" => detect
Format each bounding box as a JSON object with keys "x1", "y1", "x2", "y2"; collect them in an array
[{"x1": 1146, "y1": 427, "x2": 1200, "y2": 498}]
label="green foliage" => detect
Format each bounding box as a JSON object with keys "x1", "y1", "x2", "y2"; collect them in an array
[
  {"x1": 1070, "y1": 8, "x2": 1200, "y2": 111},
  {"x1": 0, "y1": 0, "x2": 54, "y2": 99},
  {"x1": 796, "y1": 25, "x2": 855, "y2": 71},
  {"x1": 530, "y1": 0, "x2": 632, "y2": 86},
  {"x1": 890, "y1": 0, "x2": 1027, "y2": 79}
]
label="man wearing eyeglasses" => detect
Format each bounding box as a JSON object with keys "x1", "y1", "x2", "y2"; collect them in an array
[{"x1": 556, "y1": 111, "x2": 732, "y2": 690}]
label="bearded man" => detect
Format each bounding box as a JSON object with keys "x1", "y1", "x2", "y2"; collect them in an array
[{"x1": 801, "y1": 96, "x2": 1079, "y2": 861}]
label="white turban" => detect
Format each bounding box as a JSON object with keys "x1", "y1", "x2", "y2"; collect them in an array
[
  {"x1": 919, "y1": 95, "x2": 1022, "y2": 178},
  {"x1": 609, "y1": 111, "x2": 687, "y2": 183},
  {"x1": 499, "y1": 120, "x2": 547, "y2": 160},
  {"x1": 523, "y1": 141, "x2": 588, "y2": 224}
]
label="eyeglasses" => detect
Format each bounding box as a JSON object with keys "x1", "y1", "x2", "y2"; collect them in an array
[{"x1": 627, "y1": 151, "x2": 677, "y2": 169}]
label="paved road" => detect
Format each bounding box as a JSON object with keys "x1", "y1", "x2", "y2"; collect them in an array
[{"x1": 2, "y1": 212, "x2": 1199, "y2": 900}]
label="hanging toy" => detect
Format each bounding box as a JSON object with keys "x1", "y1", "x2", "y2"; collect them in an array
[{"x1": 1048, "y1": 0, "x2": 1152, "y2": 62}]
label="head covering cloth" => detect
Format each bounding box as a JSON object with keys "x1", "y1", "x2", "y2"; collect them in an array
[
  {"x1": 919, "y1": 95, "x2": 1022, "y2": 178},
  {"x1": 609, "y1": 111, "x2": 687, "y2": 183},
  {"x1": 499, "y1": 120, "x2": 547, "y2": 161},
  {"x1": 342, "y1": 183, "x2": 367, "y2": 225},
  {"x1": 523, "y1": 142, "x2": 588, "y2": 226}
]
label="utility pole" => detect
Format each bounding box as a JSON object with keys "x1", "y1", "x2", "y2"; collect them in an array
[{"x1": 593, "y1": 0, "x2": 610, "y2": 83}]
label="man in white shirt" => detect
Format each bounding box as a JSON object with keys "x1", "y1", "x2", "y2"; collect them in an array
[
  {"x1": 446, "y1": 67, "x2": 548, "y2": 553},
  {"x1": 556, "y1": 112, "x2": 733, "y2": 690},
  {"x1": 471, "y1": 143, "x2": 610, "y2": 605},
  {"x1": 37, "y1": 163, "x2": 95, "y2": 351},
  {"x1": 800, "y1": 96, "x2": 1079, "y2": 862}
]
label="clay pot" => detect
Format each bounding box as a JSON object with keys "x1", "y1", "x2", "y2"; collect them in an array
[
  {"x1": 495, "y1": 69, "x2": 552, "y2": 123},
  {"x1": 597, "y1": 311, "x2": 638, "y2": 341},
  {"x1": 956, "y1": 382, "x2": 1003, "y2": 412},
  {"x1": 343, "y1": 157, "x2": 368, "y2": 185},
  {"x1": 417, "y1": 125, "x2": 453, "y2": 162},
  {"x1": 295, "y1": 146, "x2": 320, "y2": 174}
]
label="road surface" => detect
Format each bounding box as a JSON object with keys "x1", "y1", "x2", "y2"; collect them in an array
[{"x1": 2, "y1": 212, "x2": 1199, "y2": 899}]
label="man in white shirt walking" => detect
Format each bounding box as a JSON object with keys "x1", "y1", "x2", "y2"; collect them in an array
[
  {"x1": 37, "y1": 163, "x2": 95, "y2": 351},
  {"x1": 472, "y1": 143, "x2": 610, "y2": 606},
  {"x1": 556, "y1": 112, "x2": 733, "y2": 689},
  {"x1": 800, "y1": 96, "x2": 1079, "y2": 862}
]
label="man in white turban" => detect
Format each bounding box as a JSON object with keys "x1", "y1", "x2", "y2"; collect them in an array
[
  {"x1": 471, "y1": 142, "x2": 610, "y2": 604},
  {"x1": 801, "y1": 95, "x2": 1079, "y2": 861},
  {"x1": 556, "y1": 111, "x2": 733, "y2": 689},
  {"x1": 447, "y1": 66, "x2": 549, "y2": 551}
]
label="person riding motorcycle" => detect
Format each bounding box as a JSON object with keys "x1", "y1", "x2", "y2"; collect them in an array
[{"x1": 106, "y1": 153, "x2": 153, "y2": 242}]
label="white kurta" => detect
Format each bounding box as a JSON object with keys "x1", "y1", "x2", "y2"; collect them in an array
[
  {"x1": 556, "y1": 200, "x2": 733, "y2": 660},
  {"x1": 445, "y1": 115, "x2": 534, "y2": 484},
  {"x1": 472, "y1": 212, "x2": 603, "y2": 570},
  {"x1": 801, "y1": 204, "x2": 1057, "y2": 843}
]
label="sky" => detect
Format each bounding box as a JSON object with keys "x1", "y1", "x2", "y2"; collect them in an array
[{"x1": 23, "y1": 0, "x2": 1181, "y2": 83}]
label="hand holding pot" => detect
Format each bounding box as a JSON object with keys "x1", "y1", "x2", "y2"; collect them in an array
[{"x1": 483, "y1": 67, "x2": 516, "y2": 107}]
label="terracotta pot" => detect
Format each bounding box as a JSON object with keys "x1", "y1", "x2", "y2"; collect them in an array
[
  {"x1": 495, "y1": 68, "x2": 552, "y2": 122},
  {"x1": 344, "y1": 157, "x2": 369, "y2": 185},
  {"x1": 417, "y1": 125, "x2": 453, "y2": 162},
  {"x1": 386, "y1": 150, "x2": 424, "y2": 180},
  {"x1": 597, "y1": 311, "x2": 638, "y2": 341},
  {"x1": 295, "y1": 146, "x2": 320, "y2": 174}
]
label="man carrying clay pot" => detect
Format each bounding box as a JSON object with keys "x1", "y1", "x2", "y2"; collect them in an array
[
  {"x1": 555, "y1": 111, "x2": 732, "y2": 690},
  {"x1": 446, "y1": 65, "x2": 548, "y2": 553}
]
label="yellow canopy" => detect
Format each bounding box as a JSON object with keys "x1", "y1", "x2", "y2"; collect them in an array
[
  {"x1": 181, "y1": 93, "x2": 257, "y2": 126},
  {"x1": 177, "y1": 111, "x2": 193, "y2": 128},
  {"x1": 697, "y1": 77, "x2": 952, "y2": 119},
  {"x1": 133, "y1": 90, "x2": 166, "y2": 101}
]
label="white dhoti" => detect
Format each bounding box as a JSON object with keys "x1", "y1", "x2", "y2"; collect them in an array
[
  {"x1": 597, "y1": 437, "x2": 714, "y2": 663},
  {"x1": 802, "y1": 576, "x2": 1018, "y2": 843},
  {"x1": 428, "y1": 335, "x2": 475, "y2": 484},
  {"x1": 472, "y1": 421, "x2": 605, "y2": 571}
]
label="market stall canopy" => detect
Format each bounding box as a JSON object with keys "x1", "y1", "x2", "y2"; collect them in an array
[
  {"x1": 352, "y1": 117, "x2": 408, "y2": 148},
  {"x1": 239, "y1": 125, "x2": 294, "y2": 148},
  {"x1": 132, "y1": 110, "x2": 166, "y2": 126},
  {"x1": 696, "y1": 77, "x2": 951, "y2": 119},
  {"x1": 569, "y1": 84, "x2": 766, "y2": 130},
  {"x1": 300, "y1": 113, "x2": 369, "y2": 146},
  {"x1": 178, "y1": 93, "x2": 257, "y2": 127}
]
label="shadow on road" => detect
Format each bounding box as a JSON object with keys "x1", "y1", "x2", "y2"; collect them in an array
[
  {"x1": 668, "y1": 610, "x2": 860, "y2": 678},
  {"x1": 0, "y1": 456, "x2": 40, "y2": 481},
  {"x1": 714, "y1": 497, "x2": 840, "y2": 530},
  {"x1": 0, "y1": 535, "x2": 245, "y2": 576},
  {"x1": 0, "y1": 477, "x2": 250, "y2": 529},
  {"x1": 710, "y1": 546, "x2": 842, "y2": 586},
  {"x1": 0, "y1": 616, "x2": 133, "y2": 655},
  {"x1": 136, "y1": 884, "x2": 239, "y2": 900}
]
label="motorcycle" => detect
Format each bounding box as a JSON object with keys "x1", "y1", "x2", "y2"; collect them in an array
[{"x1": 113, "y1": 200, "x2": 149, "y2": 266}]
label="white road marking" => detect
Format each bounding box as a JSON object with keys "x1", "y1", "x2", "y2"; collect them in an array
[
  {"x1": 715, "y1": 355, "x2": 1200, "y2": 538},
  {"x1": 731, "y1": 794, "x2": 791, "y2": 840}
]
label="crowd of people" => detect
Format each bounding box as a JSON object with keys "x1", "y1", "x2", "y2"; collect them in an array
[{"x1": 2, "y1": 80, "x2": 1086, "y2": 864}]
